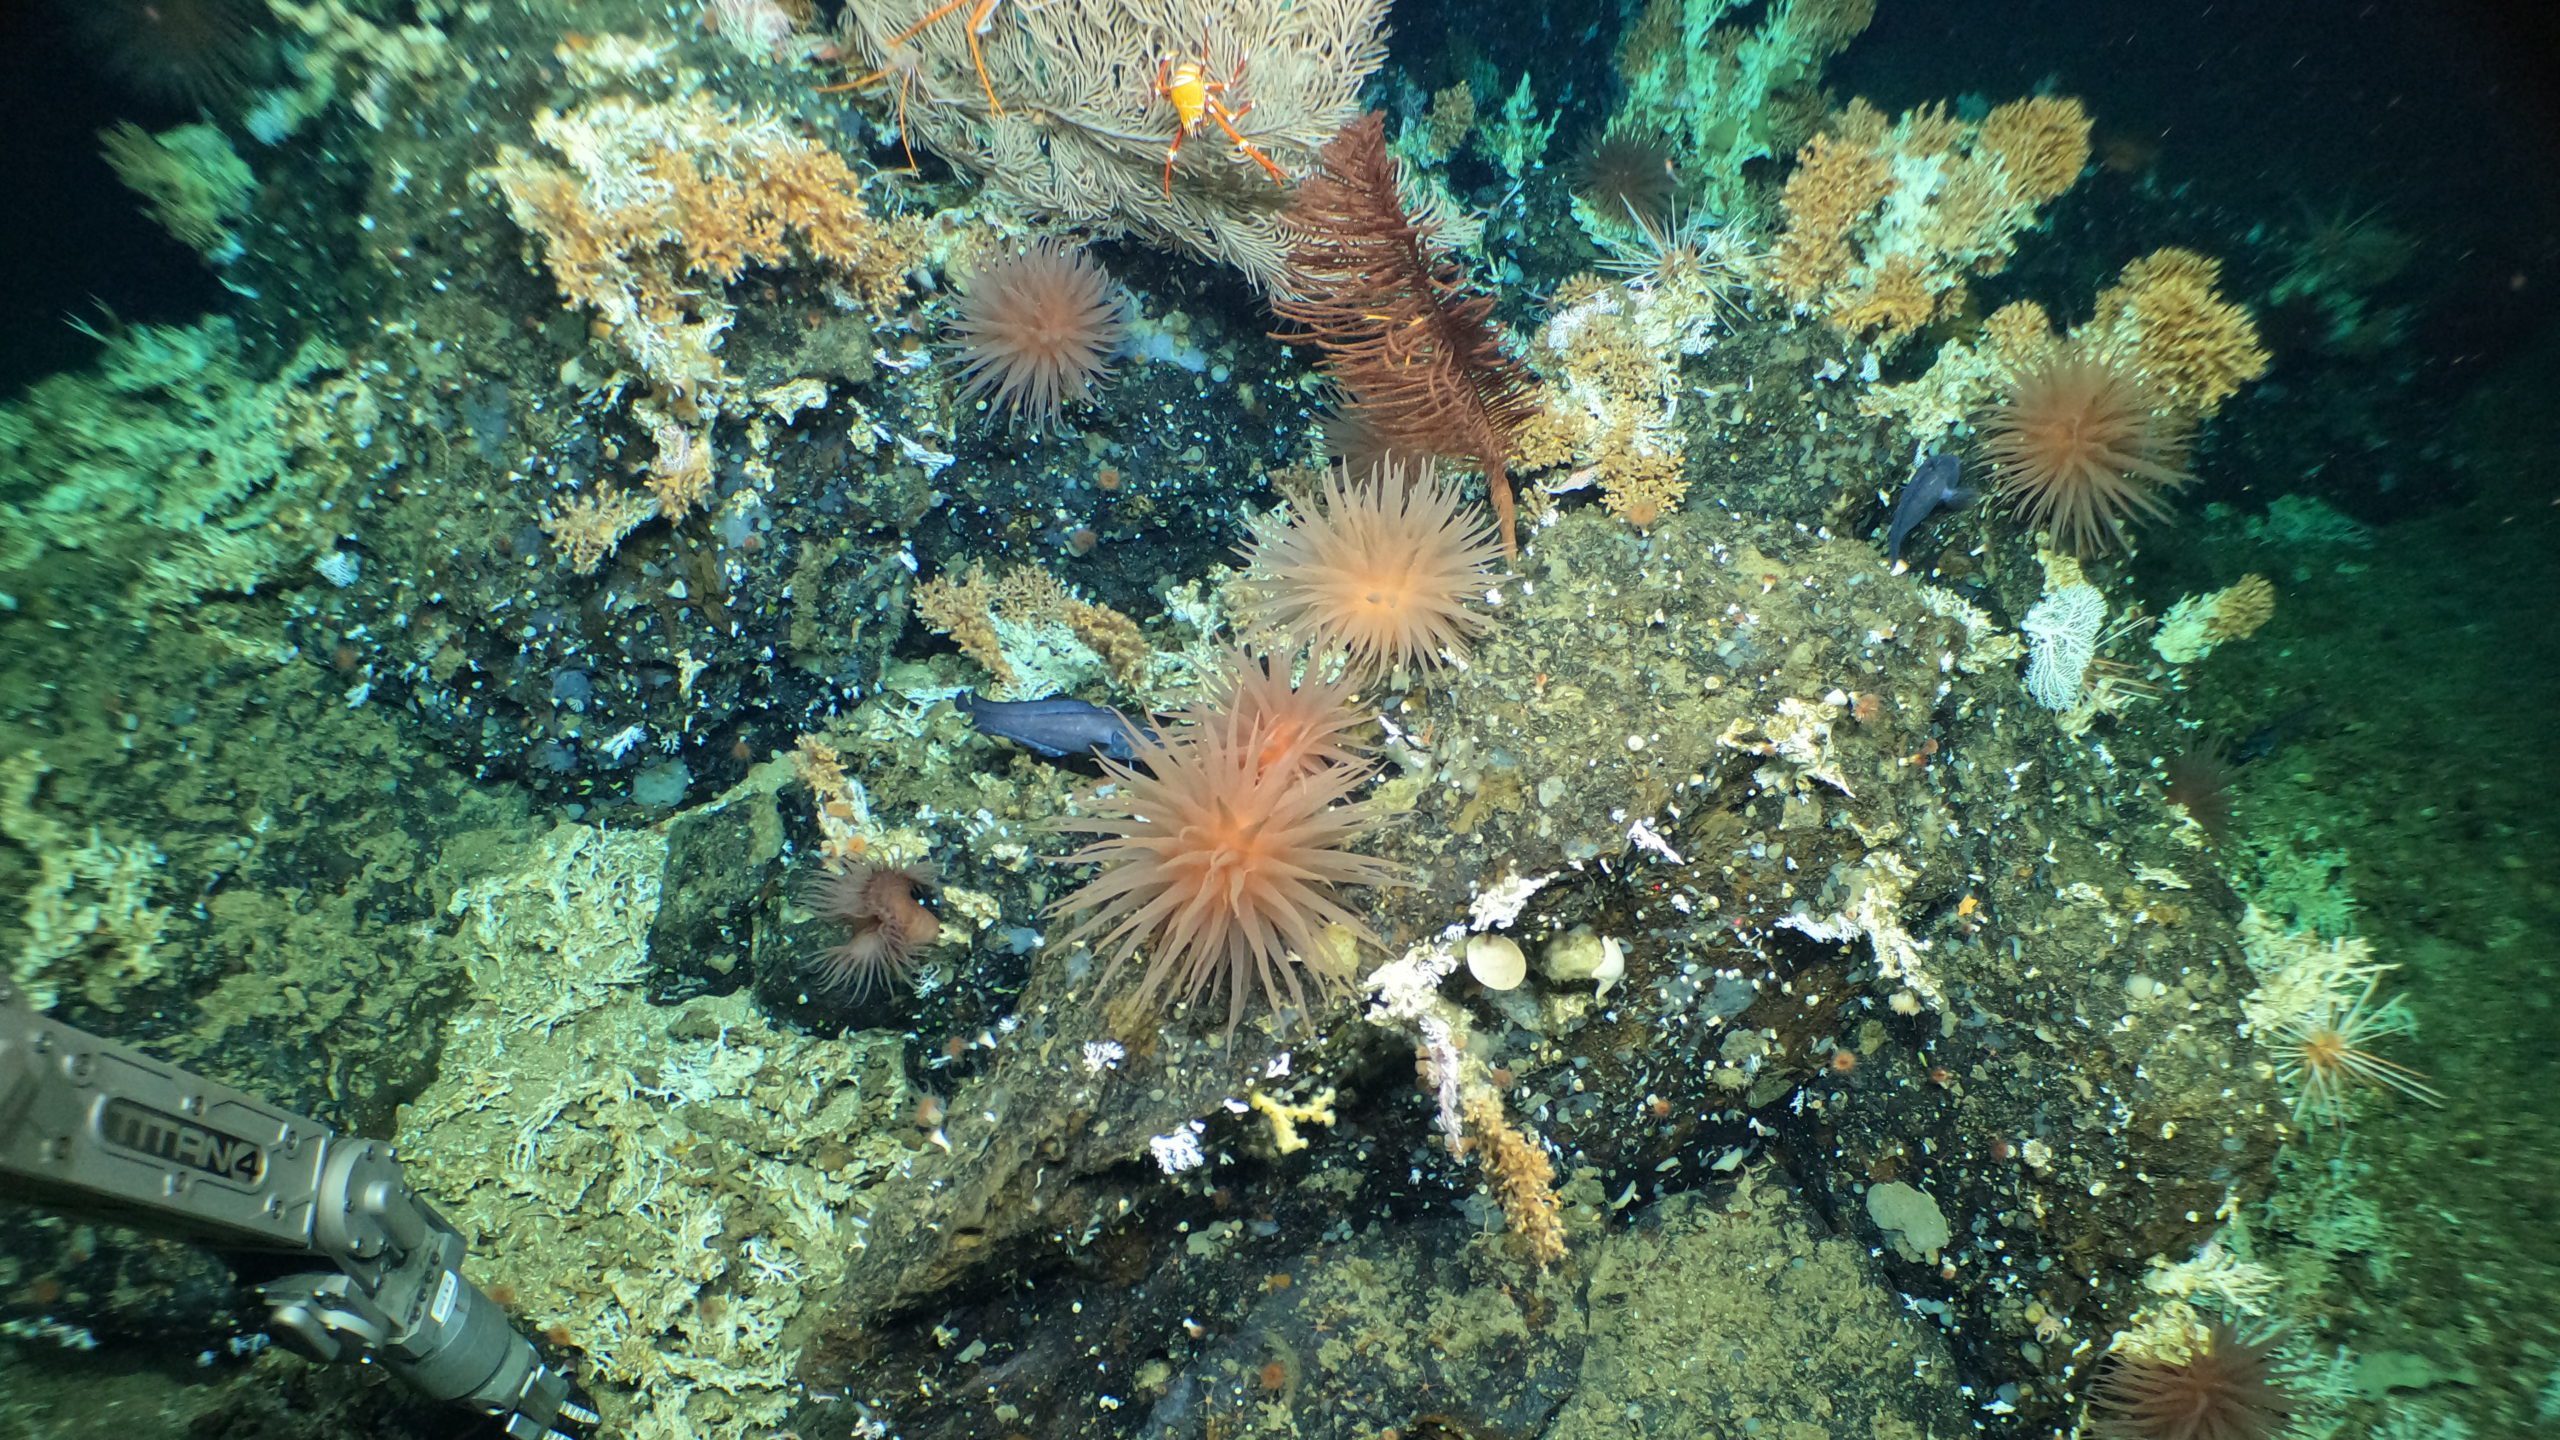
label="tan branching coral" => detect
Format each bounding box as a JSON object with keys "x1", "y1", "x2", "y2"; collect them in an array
[
  {"x1": 913, "y1": 563, "x2": 1014, "y2": 689},
  {"x1": 792, "y1": 735, "x2": 872, "y2": 862},
  {"x1": 837, "y1": 0, "x2": 1385, "y2": 285},
  {"x1": 2084, "y1": 248, "x2": 2271, "y2": 416},
  {"x1": 2209, "y1": 573, "x2": 2276, "y2": 641},
  {"x1": 641, "y1": 420, "x2": 718, "y2": 519},
  {"x1": 913, "y1": 562, "x2": 1016, "y2": 690},
  {"x1": 1766, "y1": 131, "x2": 1892, "y2": 300},
  {"x1": 1512, "y1": 257, "x2": 1715, "y2": 533},
  {"x1": 1598, "y1": 446, "x2": 1689, "y2": 531},
  {"x1": 1863, "y1": 241, "x2": 2264, "y2": 475},
  {"x1": 1459, "y1": 1094, "x2": 1566, "y2": 1265},
  {"x1": 486, "y1": 93, "x2": 915, "y2": 399},
  {"x1": 487, "y1": 94, "x2": 921, "y2": 570},
  {"x1": 1064, "y1": 600, "x2": 1154, "y2": 689},
  {"x1": 1977, "y1": 95, "x2": 2093, "y2": 207},
  {"x1": 1770, "y1": 94, "x2": 2092, "y2": 350},
  {"x1": 914, "y1": 561, "x2": 1154, "y2": 695},
  {"x1": 2153, "y1": 574, "x2": 2276, "y2": 664},
  {"x1": 539, "y1": 486, "x2": 658, "y2": 576},
  {"x1": 1417, "y1": 81, "x2": 1476, "y2": 163}
]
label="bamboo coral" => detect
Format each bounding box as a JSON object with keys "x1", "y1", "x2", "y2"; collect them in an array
[
  {"x1": 1272, "y1": 113, "x2": 1537, "y2": 557},
  {"x1": 837, "y1": 0, "x2": 1384, "y2": 285}
]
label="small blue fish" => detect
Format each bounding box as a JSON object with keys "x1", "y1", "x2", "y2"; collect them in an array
[
  {"x1": 1886, "y1": 453, "x2": 1970, "y2": 562},
  {"x1": 957, "y1": 692, "x2": 1156, "y2": 763}
]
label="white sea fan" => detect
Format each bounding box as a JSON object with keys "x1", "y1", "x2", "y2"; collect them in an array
[{"x1": 2020, "y1": 583, "x2": 2106, "y2": 710}]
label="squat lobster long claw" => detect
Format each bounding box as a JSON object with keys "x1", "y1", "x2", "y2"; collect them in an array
[
  {"x1": 1206, "y1": 101, "x2": 1289, "y2": 186},
  {"x1": 835, "y1": 0, "x2": 1012, "y2": 117}
]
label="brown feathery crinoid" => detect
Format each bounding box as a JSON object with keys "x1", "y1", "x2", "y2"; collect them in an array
[
  {"x1": 1240, "y1": 461, "x2": 1504, "y2": 681},
  {"x1": 2089, "y1": 1324, "x2": 2296, "y2": 1440},
  {"x1": 1980, "y1": 353, "x2": 2195, "y2": 555},
  {"x1": 1050, "y1": 709, "x2": 1404, "y2": 1040},
  {"x1": 1272, "y1": 113, "x2": 1537, "y2": 557}
]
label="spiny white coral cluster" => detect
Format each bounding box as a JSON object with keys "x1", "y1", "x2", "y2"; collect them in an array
[{"x1": 2020, "y1": 582, "x2": 2105, "y2": 711}]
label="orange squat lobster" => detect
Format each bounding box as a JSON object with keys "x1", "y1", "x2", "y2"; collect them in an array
[{"x1": 1153, "y1": 56, "x2": 1290, "y2": 196}]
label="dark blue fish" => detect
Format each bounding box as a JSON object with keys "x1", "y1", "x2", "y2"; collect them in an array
[
  {"x1": 1886, "y1": 453, "x2": 1970, "y2": 562},
  {"x1": 957, "y1": 692, "x2": 1157, "y2": 763}
]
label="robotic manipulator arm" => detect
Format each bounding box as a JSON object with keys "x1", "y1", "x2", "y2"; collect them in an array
[{"x1": 0, "y1": 981, "x2": 595, "y2": 1439}]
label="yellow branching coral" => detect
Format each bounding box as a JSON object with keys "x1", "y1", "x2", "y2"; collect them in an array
[
  {"x1": 1983, "y1": 298, "x2": 2062, "y2": 362},
  {"x1": 1767, "y1": 131, "x2": 1892, "y2": 301},
  {"x1": 915, "y1": 561, "x2": 1154, "y2": 696},
  {"x1": 540, "y1": 486, "x2": 657, "y2": 576},
  {"x1": 2084, "y1": 248, "x2": 2271, "y2": 415},
  {"x1": 1829, "y1": 255, "x2": 1937, "y2": 349},
  {"x1": 1770, "y1": 94, "x2": 2093, "y2": 349},
  {"x1": 485, "y1": 93, "x2": 915, "y2": 398},
  {"x1": 1250, "y1": 1087, "x2": 1338, "y2": 1154},
  {"x1": 1064, "y1": 600, "x2": 1153, "y2": 689},
  {"x1": 912, "y1": 563, "x2": 1016, "y2": 691},
  {"x1": 1518, "y1": 270, "x2": 1704, "y2": 532},
  {"x1": 1977, "y1": 96, "x2": 2092, "y2": 207},
  {"x1": 1598, "y1": 445, "x2": 1689, "y2": 531}
]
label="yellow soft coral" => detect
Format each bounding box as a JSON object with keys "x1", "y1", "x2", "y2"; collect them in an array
[
  {"x1": 2086, "y1": 247, "x2": 2270, "y2": 415},
  {"x1": 1770, "y1": 95, "x2": 2092, "y2": 349},
  {"x1": 1978, "y1": 95, "x2": 2092, "y2": 207}
]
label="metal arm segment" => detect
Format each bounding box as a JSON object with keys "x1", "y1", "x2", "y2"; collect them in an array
[{"x1": 0, "y1": 982, "x2": 595, "y2": 1439}]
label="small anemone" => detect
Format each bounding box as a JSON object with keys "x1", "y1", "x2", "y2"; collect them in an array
[
  {"x1": 1571, "y1": 129, "x2": 1680, "y2": 231},
  {"x1": 67, "y1": 0, "x2": 273, "y2": 107},
  {"x1": 2089, "y1": 1324, "x2": 2296, "y2": 1440},
  {"x1": 2161, "y1": 741, "x2": 2236, "y2": 842},
  {"x1": 803, "y1": 862, "x2": 940, "y2": 997}
]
